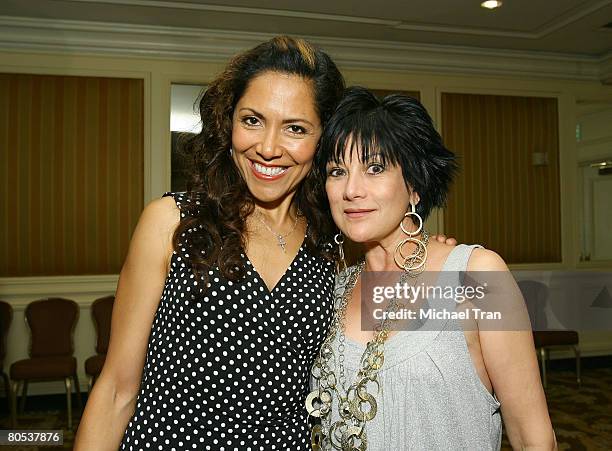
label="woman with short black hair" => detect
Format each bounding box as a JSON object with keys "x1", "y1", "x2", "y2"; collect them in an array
[{"x1": 309, "y1": 86, "x2": 556, "y2": 450}]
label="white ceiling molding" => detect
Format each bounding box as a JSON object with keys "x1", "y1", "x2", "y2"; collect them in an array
[
  {"x1": 0, "y1": 15, "x2": 605, "y2": 82},
  {"x1": 65, "y1": 0, "x2": 402, "y2": 26},
  {"x1": 394, "y1": 0, "x2": 609, "y2": 39},
  {"x1": 66, "y1": 0, "x2": 612, "y2": 39},
  {"x1": 395, "y1": 0, "x2": 612, "y2": 39}
]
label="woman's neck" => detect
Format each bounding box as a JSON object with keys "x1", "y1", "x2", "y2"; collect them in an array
[
  {"x1": 252, "y1": 195, "x2": 299, "y2": 228},
  {"x1": 362, "y1": 226, "x2": 423, "y2": 272}
]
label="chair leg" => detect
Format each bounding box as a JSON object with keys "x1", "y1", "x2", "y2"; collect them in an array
[
  {"x1": 19, "y1": 380, "x2": 28, "y2": 413},
  {"x1": 73, "y1": 373, "x2": 83, "y2": 410},
  {"x1": 65, "y1": 377, "x2": 73, "y2": 431},
  {"x1": 574, "y1": 345, "x2": 581, "y2": 387},
  {"x1": 539, "y1": 347, "x2": 548, "y2": 389},
  {"x1": 1, "y1": 372, "x2": 10, "y2": 411},
  {"x1": 10, "y1": 380, "x2": 22, "y2": 428}
]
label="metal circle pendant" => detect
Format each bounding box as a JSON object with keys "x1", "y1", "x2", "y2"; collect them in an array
[
  {"x1": 357, "y1": 377, "x2": 380, "y2": 397},
  {"x1": 339, "y1": 399, "x2": 353, "y2": 419},
  {"x1": 341, "y1": 426, "x2": 367, "y2": 451},
  {"x1": 367, "y1": 351, "x2": 384, "y2": 371},
  {"x1": 319, "y1": 390, "x2": 332, "y2": 415},
  {"x1": 305, "y1": 390, "x2": 322, "y2": 417},
  {"x1": 326, "y1": 372, "x2": 337, "y2": 388},
  {"x1": 349, "y1": 392, "x2": 377, "y2": 422},
  {"x1": 330, "y1": 421, "x2": 348, "y2": 449}
]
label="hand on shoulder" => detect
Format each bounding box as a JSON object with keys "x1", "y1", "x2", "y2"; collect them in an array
[{"x1": 430, "y1": 233, "x2": 457, "y2": 246}]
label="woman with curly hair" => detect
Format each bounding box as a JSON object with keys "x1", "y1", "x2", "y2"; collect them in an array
[{"x1": 75, "y1": 36, "x2": 346, "y2": 450}]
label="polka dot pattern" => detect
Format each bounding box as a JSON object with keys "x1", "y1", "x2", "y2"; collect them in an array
[{"x1": 120, "y1": 192, "x2": 335, "y2": 450}]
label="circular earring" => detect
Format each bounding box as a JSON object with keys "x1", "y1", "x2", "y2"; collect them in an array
[
  {"x1": 400, "y1": 202, "x2": 422, "y2": 236},
  {"x1": 334, "y1": 232, "x2": 347, "y2": 274},
  {"x1": 394, "y1": 202, "x2": 428, "y2": 275}
]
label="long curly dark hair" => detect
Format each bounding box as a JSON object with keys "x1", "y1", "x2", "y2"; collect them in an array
[{"x1": 174, "y1": 36, "x2": 345, "y2": 284}]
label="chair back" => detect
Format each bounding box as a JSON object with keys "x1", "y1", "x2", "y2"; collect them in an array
[
  {"x1": 25, "y1": 298, "x2": 79, "y2": 358},
  {"x1": 517, "y1": 280, "x2": 549, "y2": 331},
  {"x1": 0, "y1": 300, "x2": 13, "y2": 366},
  {"x1": 91, "y1": 295, "x2": 114, "y2": 354}
]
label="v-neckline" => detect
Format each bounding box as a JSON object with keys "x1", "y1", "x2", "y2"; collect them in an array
[
  {"x1": 342, "y1": 244, "x2": 467, "y2": 349},
  {"x1": 243, "y1": 234, "x2": 307, "y2": 295}
]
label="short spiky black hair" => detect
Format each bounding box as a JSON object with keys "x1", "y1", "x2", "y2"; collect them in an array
[{"x1": 316, "y1": 86, "x2": 458, "y2": 223}]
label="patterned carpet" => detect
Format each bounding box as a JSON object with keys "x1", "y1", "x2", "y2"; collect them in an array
[
  {"x1": 0, "y1": 368, "x2": 610, "y2": 450},
  {"x1": 0, "y1": 410, "x2": 77, "y2": 450},
  {"x1": 535, "y1": 368, "x2": 611, "y2": 451},
  {"x1": 501, "y1": 367, "x2": 612, "y2": 451}
]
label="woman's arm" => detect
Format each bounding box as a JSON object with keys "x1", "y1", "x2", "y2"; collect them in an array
[
  {"x1": 468, "y1": 249, "x2": 557, "y2": 451},
  {"x1": 74, "y1": 197, "x2": 180, "y2": 450}
]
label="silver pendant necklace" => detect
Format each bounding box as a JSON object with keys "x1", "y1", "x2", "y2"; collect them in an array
[{"x1": 254, "y1": 210, "x2": 300, "y2": 252}]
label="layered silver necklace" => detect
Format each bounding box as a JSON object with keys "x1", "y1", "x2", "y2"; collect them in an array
[{"x1": 306, "y1": 231, "x2": 429, "y2": 451}]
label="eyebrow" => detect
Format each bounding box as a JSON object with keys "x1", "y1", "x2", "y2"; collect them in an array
[{"x1": 237, "y1": 107, "x2": 316, "y2": 128}]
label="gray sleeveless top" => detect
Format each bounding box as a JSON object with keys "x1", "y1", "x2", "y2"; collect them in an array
[{"x1": 323, "y1": 244, "x2": 502, "y2": 451}]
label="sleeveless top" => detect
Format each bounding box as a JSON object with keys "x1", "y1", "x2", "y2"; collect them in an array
[
  {"x1": 120, "y1": 192, "x2": 335, "y2": 450},
  {"x1": 326, "y1": 244, "x2": 502, "y2": 451}
]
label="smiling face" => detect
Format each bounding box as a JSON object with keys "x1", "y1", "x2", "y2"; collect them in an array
[
  {"x1": 231, "y1": 71, "x2": 322, "y2": 206},
  {"x1": 325, "y1": 143, "x2": 419, "y2": 247}
]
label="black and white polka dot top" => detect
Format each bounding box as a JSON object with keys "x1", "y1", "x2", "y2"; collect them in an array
[{"x1": 120, "y1": 192, "x2": 335, "y2": 450}]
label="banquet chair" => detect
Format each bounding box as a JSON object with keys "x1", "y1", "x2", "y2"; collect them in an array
[
  {"x1": 0, "y1": 300, "x2": 13, "y2": 412},
  {"x1": 9, "y1": 298, "x2": 81, "y2": 429},
  {"x1": 85, "y1": 295, "x2": 114, "y2": 391}
]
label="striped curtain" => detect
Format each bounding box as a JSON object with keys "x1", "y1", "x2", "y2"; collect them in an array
[
  {"x1": 441, "y1": 92, "x2": 561, "y2": 264},
  {"x1": 0, "y1": 73, "x2": 144, "y2": 276}
]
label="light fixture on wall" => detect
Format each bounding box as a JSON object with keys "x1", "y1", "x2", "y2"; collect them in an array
[
  {"x1": 590, "y1": 160, "x2": 612, "y2": 175},
  {"x1": 481, "y1": 0, "x2": 503, "y2": 9}
]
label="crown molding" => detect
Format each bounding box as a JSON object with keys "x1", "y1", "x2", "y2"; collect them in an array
[
  {"x1": 600, "y1": 51, "x2": 612, "y2": 84},
  {"x1": 65, "y1": 0, "x2": 402, "y2": 26},
  {"x1": 0, "y1": 15, "x2": 606, "y2": 82},
  {"x1": 66, "y1": 0, "x2": 612, "y2": 40},
  {"x1": 395, "y1": 0, "x2": 612, "y2": 38}
]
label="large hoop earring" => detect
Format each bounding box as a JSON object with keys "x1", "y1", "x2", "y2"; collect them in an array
[
  {"x1": 400, "y1": 202, "x2": 422, "y2": 236},
  {"x1": 394, "y1": 203, "x2": 428, "y2": 275},
  {"x1": 334, "y1": 232, "x2": 347, "y2": 274}
]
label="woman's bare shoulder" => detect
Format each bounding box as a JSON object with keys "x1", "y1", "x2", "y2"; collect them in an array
[
  {"x1": 144, "y1": 196, "x2": 181, "y2": 222},
  {"x1": 137, "y1": 196, "x2": 182, "y2": 238},
  {"x1": 467, "y1": 247, "x2": 508, "y2": 272},
  {"x1": 125, "y1": 196, "x2": 182, "y2": 269}
]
